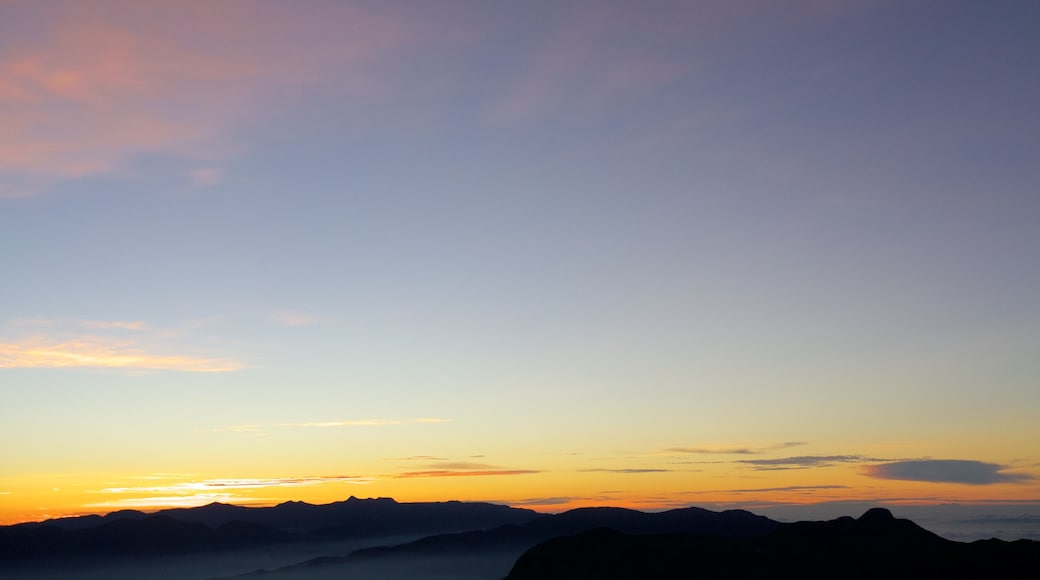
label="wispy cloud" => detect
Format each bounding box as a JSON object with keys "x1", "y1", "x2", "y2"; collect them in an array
[
  {"x1": 486, "y1": 4, "x2": 689, "y2": 124},
  {"x1": 85, "y1": 494, "x2": 247, "y2": 509},
  {"x1": 131, "y1": 473, "x2": 198, "y2": 481},
  {"x1": 393, "y1": 460, "x2": 539, "y2": 479},
  {"x1": 211, "y1": 424, "x2": 266, "y2": 435},
  {"x1": 506, "y1": 496, "x2": 581, "y2": 507},
  {"x1": 736, "y1": 455, "x2": 881, "y2": 470},
  {"x1": 581, "y1": 468, "x2": 672, "y2": 474},
  {"x1": 864, "y1": 460, "x2": 1035, "y2": 485},
  {"x1": 0, "y1": 1, "x2": 415, "y2": 196},
  {"x1": 665, "y1": 442, "x2": 807, "y2": 455},
  {"x1": 278, "y1": 418, "x2": 449, "y2": 428},
  {"x1": 0, "y1": 337, "x2": 241, "y2": 372},
  {"x1": 188, "y1": 167, "x2": 223, "y2": 187},
  {"x1": 213, "y1": 418, "x2": 449, "y2": 435},
  {"x1": 97, "y1": 475, "x2": 372, "y2": 495},
  {"x1": 394, "y1": 470, "x2": 540, "y2": 479},
  {"x1": 79, "y1": 320, "x2": 147, "y2": 331},
  {"x1": 719, "y1": 485, "x2": 852, "y2": 494},
  {"x1": 269, "y1": 310, "x2": 320, "y2": 327},
  {"x1": 0, "y1": 317, "x2": 241, "y2": 372},
  {"x1": 425, "y1": 462, "x2": 499, "y2": 470}
]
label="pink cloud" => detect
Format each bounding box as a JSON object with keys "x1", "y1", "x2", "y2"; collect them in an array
[{"x1": 0, "y1": 1, "x2": 417, "y2": 195}]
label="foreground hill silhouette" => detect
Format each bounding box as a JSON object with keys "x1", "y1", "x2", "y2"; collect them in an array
[{"x1": 505, "y1": 508, "x2": 1040, "y2": 579}]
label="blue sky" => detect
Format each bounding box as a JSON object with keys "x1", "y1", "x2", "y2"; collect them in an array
[{"x1": 1, "y1": 0, "x2": 1039, "y2": 523}]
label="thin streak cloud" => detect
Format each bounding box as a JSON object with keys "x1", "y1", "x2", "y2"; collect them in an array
[
  {"x1": 278, "y1": 418, "x2": 449, "y2": 428},
  {"x1": 85, "y1": 494, "x2": 246, "y2": 509},
  {"x1": 425, "y1": 462, "x2": 498, "y2": 470},
  {"x1": 79, "y1": 320, "x2": 147, "y2": 331},
  {"x1": 97, "y1": 475, "x2": 372, "y2": 494},
  {"x1": 723, "y1": 485, "x2": 852, "y2": 494},
  {"x1": 0, "y1": 338, "x2": 241, "y2": 372},
  {"x1": 737, "y1": 455, "x2": 881, "y2": 470},
  {"x1": 269, "y1": 310, "x2": 320, "y2": 327},
  {"x1": 393, "y1": 470, "x2": 540, "y2": 479},
  {"x1": 581, "y1": 468, "x2": 672, "y2": 474},
  {"x1": 666, "y1": 442, "x2": 807, "y2": 455}
]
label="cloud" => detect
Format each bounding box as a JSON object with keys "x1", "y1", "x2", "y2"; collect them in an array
[
  {"x1": 864, "y1": 460, "x2": 1035, "y2": 485},
  {"x1": 86, "y1": 475, "x2": 374, "y2": 509},
  {"x1": 506, "y1": 497, "x2": 581, "y2": 507},
  {"x1": 97, "y1": 475, "x2": 372, "y2": 494},
  {"x1": 0, "y1": 1, "x2": 415, "y2": 196},
  {"x1": 79, "y1": 320, "x2": 147, "y2": 331},
  {"x1": 211, "y1": 424, "x2": 266, "y2": 435},
  {"x1": 269, "y1": 310, "x2": 321, "y2": 327},
  {"x1": 278, "y1": 418, "x2": 448, "y2": 428},
  {"x1": 394, "y1": 470, "x2": 540, "y2": 479},
  {"x1": 188, "y1": 167, "x2": 223, "y2": 187},
  {"x1": 581, "y1": 468, "x2": 672, "y2": 474},
  {"x1": 425, "y1": 462, "x2": 498, "y2": 470},
  {"x1": 737, "y1": 455, "x2": 880, "y2": 470},
  {"x1": 666, "y1": 442, "x2": 807, "y2": 455},
  {"x1": 0, "y1": 317, "x2": 242, "y2": 372},
  {"x1": 85, "y1": 494, "x2": 247, "y2": 509},
  {"x1": 389, "y1": 455, "x2": 449, "y2": 461},
  {"x1": 721, "y1": 485, "x2": 852, "y2": 494},
  {"x1": 486, "y1": 4, "x2": 690, "y2": 123},
  {"x1": 0, "y1": 337, "x2": 241, "y2": 372},
  {"x1": 212, "y1": 419, "x2": 449, "y2": 435},
  {"x1": 393, "y1": 459, "x2": 539, "y2": 479}
]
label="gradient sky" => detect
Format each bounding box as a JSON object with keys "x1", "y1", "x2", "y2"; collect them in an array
[{"x1": 2, "y1": 0, "x2": 1039, "y2": 526}]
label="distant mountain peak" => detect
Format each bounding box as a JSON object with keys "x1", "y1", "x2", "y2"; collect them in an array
[
  {"x1": 345, "y1": 496, "x2": 397, "y2": 504},
  {"x1": 858, "y1": 507, "x2": 895, "y2": 522}
]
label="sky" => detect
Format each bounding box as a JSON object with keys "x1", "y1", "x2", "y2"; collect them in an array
[{"x1": 1, "y1": 0, "x2": 1039, "y2": 528}]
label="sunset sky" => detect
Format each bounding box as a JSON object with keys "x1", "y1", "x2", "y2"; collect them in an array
[{"x1": 2, "y1": 0, "x2": 1039, "y2": 526}]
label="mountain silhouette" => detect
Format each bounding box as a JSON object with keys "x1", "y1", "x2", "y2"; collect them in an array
[
  {"x1": 5, "y1": 500, "x2": 1039, "y2": 580},
  {"x1": 0, "y1": 497, "x2": 540, "y2": 562},
  {"x1": 505, "y1": 508, "x2": 1040, "y2": 579}
]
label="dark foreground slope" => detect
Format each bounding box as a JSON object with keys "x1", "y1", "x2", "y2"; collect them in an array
[
  {"x1": 349, "y1": 505, "x2": 776, "y2": 558},
  {"x1": 506, "y1": 508, "x2": 1040, "y2": 579}
]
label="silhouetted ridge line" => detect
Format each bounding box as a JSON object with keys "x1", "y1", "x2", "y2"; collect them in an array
[
  {"x1": 505, "y1": 508, "x2": 1040, "y2": 579},
  {"x1": 0, "y1": 497, "x2": 540, "y2": 562}
]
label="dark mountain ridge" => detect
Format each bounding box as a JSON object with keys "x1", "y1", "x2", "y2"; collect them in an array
[
  {"x1": 505, "y1": 508, "x2": 1040, "y2": 579},
  {"x1": 5, "y1": 500, "x2": 1039, "y2": 580},
  {"x1": 0, "y1": 497, "x2": 541, "y2": 562}
]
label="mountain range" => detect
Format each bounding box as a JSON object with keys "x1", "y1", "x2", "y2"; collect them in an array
[{"x1": 2, "y1": 498, "x2": 1038, "y2": 579}]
